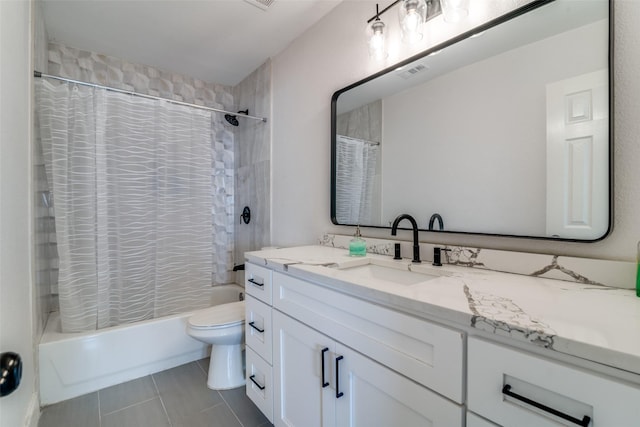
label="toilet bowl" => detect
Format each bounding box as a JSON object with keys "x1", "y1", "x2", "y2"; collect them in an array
[{"x1": 187, "y1": 301, "x2": 245, "y2": 390}]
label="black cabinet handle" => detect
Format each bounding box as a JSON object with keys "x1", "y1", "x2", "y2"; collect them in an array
[
  {"x1": 502, "y1": 384, "x2": 591, "y2": 427},
  {"x1": 248, "y1": 321, "x2": 264, "y2": 333},
  {"x1": 321, "y1": 348, "x2": 329, "y2": 388},
  {"x1": 248, "y1": 278, "x2": 264, "y2": 287},
  {"x1": 249, "y1": 375, "x2": 266, "y2": 390},
  {"x1": 335, "y1": 355, "x2": 344, "y2": 398}
]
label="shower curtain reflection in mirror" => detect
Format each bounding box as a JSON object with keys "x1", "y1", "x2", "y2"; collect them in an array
[
  {"x1": 36, "y1": 80, "x2": 233, "y2": 333},
  {"x1": 335, "y1": 135, "x2": 380, "y2": 225}
]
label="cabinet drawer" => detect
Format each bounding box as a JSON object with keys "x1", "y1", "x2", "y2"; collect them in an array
[
  {"x1": 245, "y1": 295, "x2": 272, "y2": 364},
  {"x1": 468, "y1": 337, "x2": 640, "y2": 426},
  {"x1": 245, "y1": 263, "x2": 272, "y2": 305},
  {"x1": 467, "y1": 412, "x2": 500, "y2": 427},
  {"x1": 246, "y1": 346, "x2": 273, "y2": 423},
  {"x1": 273, "y1": 272, "x2": 464, "y2": 403}
]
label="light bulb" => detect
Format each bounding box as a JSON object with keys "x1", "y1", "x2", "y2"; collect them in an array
[
  {"x1": 399, "y1": 0, "x2": 427, "y2": 44},
  {"x1": 404, "y1": 10, "x2": 421, "y2": 33},
  {"x1": 367, "y1": 20, "x2": 387, "y2": 60},
  {"x1": 441, "y1": 0, "x2": 469, "y2": 23}
]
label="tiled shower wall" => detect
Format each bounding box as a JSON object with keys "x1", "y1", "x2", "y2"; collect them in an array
[
  {"x1": 41, "y1": 42, "x2": 240, "y2": 311},
  {"x1": 232, "y1": 60, "x2": 271, "y2": 278},
  {"x1": 336, "y1": 99, "x2": 382, "y2": 143},
  {"x1": 47, "y1": 42, "x2": 235, "y2": 108}
]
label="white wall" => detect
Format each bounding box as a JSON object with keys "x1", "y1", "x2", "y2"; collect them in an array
[
  {"x1": 272, "y1": 0, "x2": 640, "y2": 261},
  {"x1": 0, "y1": 0, "x2": 38, "y2": 426}
]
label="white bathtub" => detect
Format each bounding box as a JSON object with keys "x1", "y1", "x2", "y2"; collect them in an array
[{"x1": 39, "y1": 284, "x2": 244, "y2": 405}]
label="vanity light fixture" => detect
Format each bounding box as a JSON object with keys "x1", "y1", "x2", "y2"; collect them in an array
[
  {"x1": 398, "y1": 0, "x2": 428, "y2": 43},
  {"x1": 366, "y1": 0, "x2": 469, "y2": 56},
  {"x1": 440, "y1": 0, "x2": 469, "y2": 23},
  {"x1": 367, "y1": 4, "x2": 388, "y2": 60}
]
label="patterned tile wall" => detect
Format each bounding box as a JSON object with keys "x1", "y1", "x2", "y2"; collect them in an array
[
  {"x1": 47, "y1": 42, "x2": 234, "y2": 110},
  {"x1": 233, "y1": 60, "x2": 271, "y2": 282}
]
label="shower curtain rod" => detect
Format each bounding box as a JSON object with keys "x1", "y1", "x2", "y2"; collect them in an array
[{"x1": 33, "y1": 71, "x2": 268, "y2": 123}]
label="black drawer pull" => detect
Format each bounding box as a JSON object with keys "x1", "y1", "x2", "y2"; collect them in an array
[
  {"x1": 248, "y1": 278, "x2": 264, "y2": 287},
  {"x1": 248, "y1": 321, "x2": 264, "y2": 333},
  {"x1": 335, "y1": 355, "x2": 344, "y2": 398},
  {"x1": 249, "y1": 375, "x2": 265, "y2": 390},
  {"x1": 321, "y1": 348, "x2": 329, "y2": 388},
  {"x1": 502, "y1": 384, "x2": 591, "y2": 427}
]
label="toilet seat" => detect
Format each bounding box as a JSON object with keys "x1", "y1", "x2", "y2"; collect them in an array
[{"x1": 188, "y1": 301, "x2": 244, "y2": 330}]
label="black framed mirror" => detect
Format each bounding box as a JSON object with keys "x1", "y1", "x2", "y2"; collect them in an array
[{"x1": 331, "y1": 0, "x2": 611, "y2": 242}]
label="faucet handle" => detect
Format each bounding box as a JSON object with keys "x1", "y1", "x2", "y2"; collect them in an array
[
  {"x1": 394, "y1": 243, "x2": 401, "y2": 260},
  {"x1": 432, "y1": 247, "x2": 451, "y2": 266}
]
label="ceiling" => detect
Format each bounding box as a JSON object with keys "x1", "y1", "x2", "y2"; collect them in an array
[{"x1": 41, "y1": 0, "x2": 343, "y2": 87}]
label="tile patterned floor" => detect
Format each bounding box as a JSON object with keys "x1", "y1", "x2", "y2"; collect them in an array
[{"x1": 39, "y1": 359, "x2": 272, "y2": 427}]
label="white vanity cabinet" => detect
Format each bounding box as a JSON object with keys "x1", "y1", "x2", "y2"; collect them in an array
[
  {"x1": 245, "y1": 254, "x2": 640, "y2": 427},
  {"x1": 245, "y1": 264, "x2": 274, "y2": 423},
  {"x1": 273, "y1": 310, "x2": 462, "y2": 427},
  {"x1": 271, "y1": 270, "x2": 464, "y2": 427},
  {"x1": 468, "y1": 337, "x2": 640, "y2": 426}
]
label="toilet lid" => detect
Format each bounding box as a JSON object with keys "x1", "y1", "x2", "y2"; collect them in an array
[{"x1": 188, "y1": 301, "x2": 245, "y2": 329}]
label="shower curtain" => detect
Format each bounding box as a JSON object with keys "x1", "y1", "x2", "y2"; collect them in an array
[
  {"x1": 36, "y1": 79, "x2": 231, "y2": 333},
  {"x1": 335, "y1": 135, "x2": 379, "y2": 225}
]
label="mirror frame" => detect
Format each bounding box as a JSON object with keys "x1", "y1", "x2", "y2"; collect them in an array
[{"x1": 330, "y1": 0, "x2": 613, "y2": 242}]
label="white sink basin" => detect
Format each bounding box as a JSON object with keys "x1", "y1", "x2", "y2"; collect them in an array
[{"x1": 331, "y1": 258, "x2": 449, "y2": 286}]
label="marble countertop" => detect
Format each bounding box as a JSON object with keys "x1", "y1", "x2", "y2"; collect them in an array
[{"x1": 246, "y1": 245, "x2": 640, "y2": 377}]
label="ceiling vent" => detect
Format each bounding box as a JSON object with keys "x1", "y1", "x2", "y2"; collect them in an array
[
  {"x1": 243, "y1": 0, "x2": 275, "y2": 11},
  {"x1": 396, "y1": 64, "x2": 429, "y2": 80}
]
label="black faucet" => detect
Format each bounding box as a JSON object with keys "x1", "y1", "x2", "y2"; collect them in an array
[
  {"x1": 432, "y1": 247, "x2": 451, "y2": 266},
  {"x1": 428, "y1": 213, "x2": 444, "y2": 231},
  {"x1": 391, "y1": 214, "x2": 421, "y2": 263}
]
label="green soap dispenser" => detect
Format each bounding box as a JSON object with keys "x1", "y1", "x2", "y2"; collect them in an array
[{"x1": 349, "y1": 225, "x2": 367, "y2": 257}]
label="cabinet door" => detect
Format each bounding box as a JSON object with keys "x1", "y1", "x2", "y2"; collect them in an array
[
  {"x1": 334, "y1": 343, "x2": 463, "y2": 427},
  {"x1": 273, "y1": 310, "x2": 335, "y2": 427}
]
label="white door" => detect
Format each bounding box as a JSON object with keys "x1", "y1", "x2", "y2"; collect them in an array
[
  {"x1": 546, "y1": 69, "x2": 608, "y2": 239},
  {"x1": 273, "y1": 311, "x2": 335, "y2": 427},
  {"x1": 334, "y1": 343, "x2": 463, "y2": 427}
]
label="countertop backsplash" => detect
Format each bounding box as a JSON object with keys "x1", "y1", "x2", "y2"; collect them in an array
[{"x1": 318, "y1": 233, "x2": 636, "y2": 290}]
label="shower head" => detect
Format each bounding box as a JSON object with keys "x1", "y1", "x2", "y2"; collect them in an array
[
  {"x1": 224, "y1": 114, "x2": 239, "y2": 126},
  {"x1": 224, "y1": 109, "x2": 249, "y2": 127}
]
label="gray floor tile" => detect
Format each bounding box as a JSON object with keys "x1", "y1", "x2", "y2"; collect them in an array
[
  {"x1": 38, "y1": 360, "x2": 272, "y2": 427},
  {"x1": 101, "y1": 397, "x2": 170, "y2": 427},
  {"x1": 99, "y1": 375, "x2": 158, "y2": 415},
  {"x1": 220, "y1": 386, "x2": 271, "y2": 427},
  {"x1": 153, "y1": 361, "x2": 223, "y2": 423},
  {"x1": 196, "y1": 357, "x2": 210, "y2": 374},
  {"x1": 172, "y1": 402, "x2": 243, "y2": 427},
  {"x1": 39, "y1": 392, "x2": 99, "y2": 427}
]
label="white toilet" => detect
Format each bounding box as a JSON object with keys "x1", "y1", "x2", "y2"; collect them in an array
[{"x1": 186, "y1": 301, "x2": 245, "y2": 390}]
